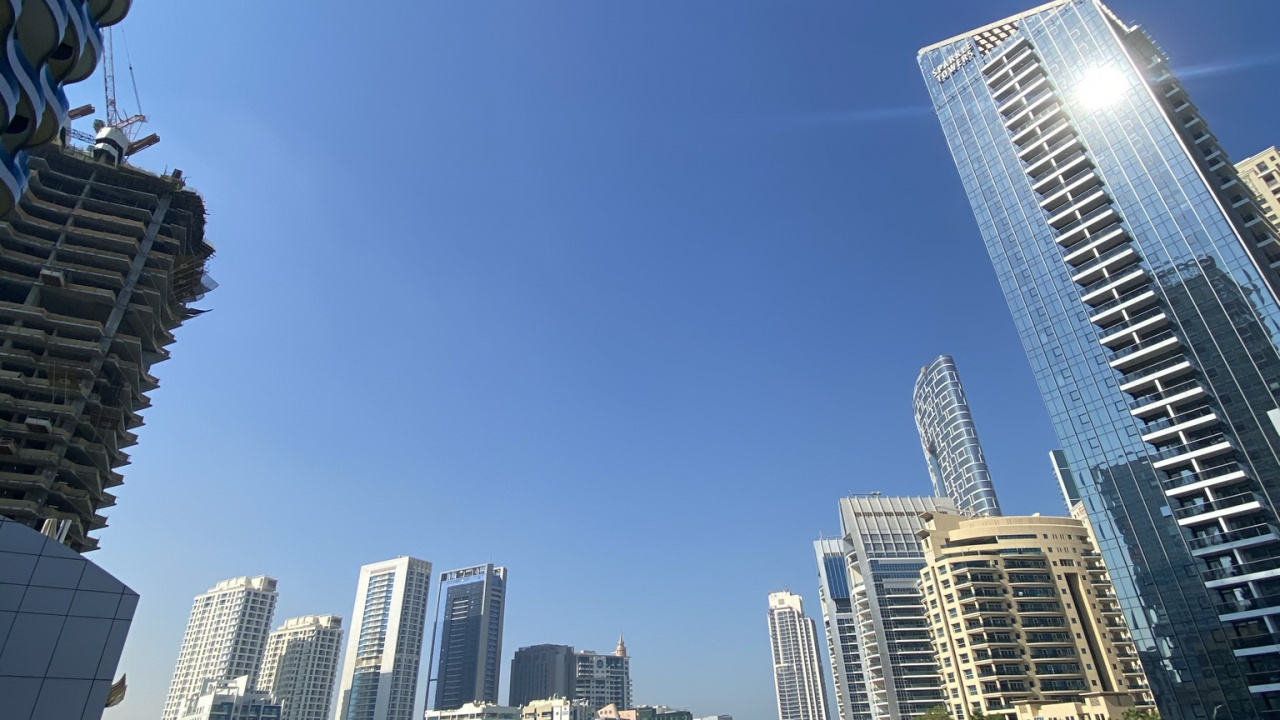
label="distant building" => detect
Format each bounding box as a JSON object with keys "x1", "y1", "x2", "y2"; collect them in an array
[
  {"x1": 509, "y1": 644, "x2": 576, "y2": 705},
  {"x1": 574, "y1": 639, "x2": 632, "y2": 712},
  {"x1": 333, "y1": 557, "x2": 433, "y2": 720},
  {"x1": 424, "y1": 702, "x2": 520, "y2": 720},
  {"x1": 521, "y1": 697, "x2": 595, "y2": 720},
  {"x1": 917, "y1": 512, "x2": 1151, "y2": 720},
  {"x1": 162, "y1": 576, "x2": 279, "y2": 720},
  {"x1": 433, "y1": 565, "x2": 508, "y2": 710},
  {"x1": 256, "y1": 615, "x2": 343, "y2": 720},
  {"x1": 766, "y1": 591, "x2": 828, "y2": 720},
  {"x1": 1237, "y1": 147, "x2": 1280, "y2": 227},
  {"x1": 177, "y1": 676, "x2": 281, "y2": 720},
  {"x1": 912, "y1": 355, "x2": 1002, "y2": 516},
  {"x1": 596, "y1": 704, "x2": 689, "y2": 720},
  {"x1": 813, "y1": 539, "x2": 869, "y2": 720},
  {"x1": 1013, "y1": 693, "x2": 1137, "y2": 720},
  {"x1": 691, "y1": 716, "x2": 733, "y2": 720}
]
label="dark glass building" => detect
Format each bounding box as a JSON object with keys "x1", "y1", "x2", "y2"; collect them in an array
[
  {"x1": 919, "y1": 2, "x2": 1280, "y2": 718},
  {"x1": 509, "y1": 644, "x2": 576, "y2": 706},
  {"x1": 430, "y1": 564, "x2": 507, "y2": 711}
]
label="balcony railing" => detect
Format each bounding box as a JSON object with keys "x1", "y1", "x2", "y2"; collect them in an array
[
  {"x1": 1151, "y1": 433, "x2": 1232, "y2": 464},
  {"x1": 1189, "y1": 523, "x2": 1279, "y2": 552},
  {"x1": 1174, "y1": 491, "x2": 1257, "y2": 520},
  {"x1": 1216, "y1": 590, "x2": 1280, "y2": 616},
  {"x1": 1109, "y1": 329, "x2": 1176, "y2": 363},
  {"x1": 1229, "y1": 632, "x2": 1280, "y2": 651},
  {"x1": 1099, "y1": 305, "x2": 1166, "y2": 342},
  {"x1": 1129, "y1": 379, "x2": 1201, "y2": 412},
  {"x1": 1162, "y1": 461, "x2": 1247, "y2": 493},
  {"x1": 1141, "y1": 406, "x2": 1216, "y2": 437},
  {"x1": 1203, "y1": 554, "x2": 1280, "y2": 582}
]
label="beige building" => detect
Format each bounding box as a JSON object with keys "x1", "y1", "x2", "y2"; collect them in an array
[
  {"x1": 1238, "y1": 147, "x2": 1280, "y2": 227},
  {"x1": 521, "y1": 698, "x2": 595, "y2": 720},
  {"x1": 1013, "y1": 692, "x2": 1137, "y2": 720},
  {"x1": 917, "y1": 513, "x2": 1150, "y2": 720},
  {"x1": 425, "y1": 703, "x2": 521, "y2": 720}
]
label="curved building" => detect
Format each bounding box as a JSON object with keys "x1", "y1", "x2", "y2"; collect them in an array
[{"x1": 912, "y1": 355, "x2": 1002, "y2": 516}]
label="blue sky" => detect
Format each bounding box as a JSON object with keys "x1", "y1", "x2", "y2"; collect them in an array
[{"x1": 74, "y1": 2, "x2": 1280, "y2": 719}]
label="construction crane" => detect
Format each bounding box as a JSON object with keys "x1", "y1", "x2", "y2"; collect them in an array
[{"x1": 66, "y1": 28, "x2": 159, "y2": 158}]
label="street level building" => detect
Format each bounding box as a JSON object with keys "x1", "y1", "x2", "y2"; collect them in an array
[
  {"x1": 814, "y1": 539, "x2": 870, "y2": 720},
  {"x1": 1238, "y1": 148, "x2": 1280, "y2": 228},
  {"x1": 767, "y1": 591, "x2": 828, "y2": 720},
  {"x1": 917, "y1": 513, "x2": 1151, "y2": 720},
  {"x1": 424, "y1": 702, "x2": 519, "y2": 720},
  {"x1": 509, "y1": 644, "x2": 576, "y2": 706},
  {"x1": 1013, "y1": 692, "x2": 1137, "y2": 720},
  {"x1": 520, "y1": 697, "x2": 594, "y2": 720},
  {"x1": 0, "y1": 143, "x2": 215, "y2": 553},
  {"x1": 913, "y1": 355, "x2": 1003, "y2": 516},
  {"x1": 178, "y1": 677, "x2": 282, "y2": 720},
  {"x1": 256, "y1": 615, "x2": 343, "y2": 720},
  {"x1": 333, "y1": 557, "x2": 432, "y2": 720},
  {"x1": 919, "y1": 2, "x2": 1280, "y2": 717},
  {"x1": 840, "y1": 496, "x2": 954, "y2": 720},
  {"x1": 573, "y1": 640, "x2": 632, "y2": 712},
  {"x1": 432, "y1": 564, "x2": 508, "y2": 710},
  {"x1": 161, "y1": 576, "x2": 279, "y2": 720}
]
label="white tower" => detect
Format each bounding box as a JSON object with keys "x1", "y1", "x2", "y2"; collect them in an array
[
  {"x1": 160, "y1": 576, "x2": 279, "y2": 720},
  {"x1": 767, "y1": 591, "x2": 828, "y2": 720},
  {"x1": 258, "y1": 614, "x2": 345, "y2": 720},
  {"x1": 333, "y1": 556, "x2": 432, "y2": 720}
]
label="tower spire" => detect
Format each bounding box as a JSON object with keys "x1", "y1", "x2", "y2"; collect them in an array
[{"x1": 615, "y1": 633, "x2": 627, "y2": 657}]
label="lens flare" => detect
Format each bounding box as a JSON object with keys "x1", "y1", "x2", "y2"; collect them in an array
[{"x1": 1076, "y1": 65, "x2": 1129, "y2": 109}]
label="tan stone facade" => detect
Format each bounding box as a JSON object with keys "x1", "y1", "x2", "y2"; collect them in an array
[
  {"x1": 1238, "y1": 147, "x2": 1280, "y2": 227},
  {"x1": 917, "y1": 513, "x2": 1151, "y2": 720}
]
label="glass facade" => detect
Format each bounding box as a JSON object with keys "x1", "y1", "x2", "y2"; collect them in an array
[
  {"x1": 918, "y1": 2, "x2": 1280, "y2": 718},
  {"x1": 815, "y1": 539, "x2": 871, "y2": 720},
  {"x1": 913, "y1": 355, "x2": 1004, "y2": 516},
  {"x1": 431, "y1": 565, "x2": 507, "y2": 711}
]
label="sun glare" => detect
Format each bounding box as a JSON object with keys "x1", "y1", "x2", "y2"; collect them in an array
[{"x1": 1076, "y1": 65, "x2": 1130, "y2": 109}]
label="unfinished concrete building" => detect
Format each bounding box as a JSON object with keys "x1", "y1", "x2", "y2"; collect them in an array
[{"x1": 0, "y1": 142, "x2": 214, "y2": 553}]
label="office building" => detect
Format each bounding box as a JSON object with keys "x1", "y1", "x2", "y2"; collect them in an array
[
  {"x1": 0, "y1": 142, "x2": 215, "y2": 553},
  {"x1": 424, "y1": 703, "x2": 520, "y2": 720},
  {"x1": 912, "y1": 355, "x2": 1003, "y2": 516},
  {"x1": 919, "y1": 2, "x2": 1280, "y2": 717},
  {"x1": 573, "y1": 639, "x2": 632, "y2": 712},
  {"x1": 431, "y1": 564, "x2": 508, "y2": 710},
  {"x1": 161, "y1": 576, "x2": 279, "y2": 720},
  {"x1": 917, "y1": 512, "x2": 1151, "y2": 719},
  {"x1": 0, "y1": 515, "x2": 137, "y2": 720},
  {"x1": 177, "y1": 677, "x2": 282, "y2": 720},
  {"x1": 520, "y1": 698, "x2": 594, "y2": 720},
  {"x1": 813, "y1": 539, "x2": 870, "y2": 720},
  {"x1": 256, "y1": 615, "x2": 343, "y2": 720},
  {"x1": 1238, "y1": 148, "x2": 1280, "y2": 227},
  {"x1": 333, "y1": 557, "x2": 432, "y2": 720},
  {"x1": 509, "y1": 644, "x2": 576, "y2": 706},
  {"x1": 839, "y1": 496, "x2": 953, "y2": 720},
  {"x1": 767, "y1": 591, "x2": 828, "y2": 720}
]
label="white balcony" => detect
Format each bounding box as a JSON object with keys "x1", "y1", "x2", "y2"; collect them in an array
[
  {"x1": 1090, "y1": 288, "x2": 1157, "y2": 327},
  {"x1": 1047, "y1": 187, "x2": 1110, "y2": 229},
  {"x1": 1082, "y1": 267, "x2": 1150, "y2": 307},
  {"x1": 1129, "y1": 381, "x2": 1205, "y2": 418},
  {"x1": 1107, "y1": 333, "x2": 1180, "y2": 371},
  {"x1": 1099, "y1": 310, "x2": 1168, "y2": 348},
  {"x1": 1044, "y1": 172, "x2": 1104, "y2": 215},
  {"x1": 1153, "y1": 436, "x2": 1233, "y2": 471},
  {"x1": 1164, "y1": 465, "x2": 1249, "y2": 499},
  {"x1": 1033, "y1": 153, "x2": 1091, "y2": 195},
  {"x1": 1141, "y1": 411, "x2": 1218, "y2": 444},
  {"x1": 1063, "y1": 223, "x2": 1127, "y2": 265},
  {"x1": 1072, "y1": 247, "x2": 1139, "y2": 286}
]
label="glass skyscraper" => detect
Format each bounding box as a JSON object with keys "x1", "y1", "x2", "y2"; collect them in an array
[
  {"x1": 815, "y1": 539, "x2": 871, "y2": 720},
  {"x1": 430, "y1": 564, "x2": 508, "y2": 711},
  {"x1": 912, "y1": 355, "x2": 1003, "y2": 516},
  {"x1": 919, "y1": 2, "x2": 1280, "y2": 718}
]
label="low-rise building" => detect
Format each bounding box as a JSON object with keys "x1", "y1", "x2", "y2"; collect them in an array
[
  {"x1": 521, "y1": 697, "x2": 595, "y2": 720},
  {"x1": 178, "y1": 677, "x2": 281, "y2": 720},
  {"x1": 917, "y1": 512, "x2": 1151, "y2": 720},
  {"x1": 1013, "y1": 692, "x2": 1137, "y2": 720},
  {"x1": 424, "y1": 702, "x2": 521, "y2": 720}
]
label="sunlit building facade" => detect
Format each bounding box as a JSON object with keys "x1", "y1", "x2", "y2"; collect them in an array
[
  {"x1": 767, "y1": 591, "x2": 829, "y2": 720},
  {"x1": 814, "y1": 539, "x2": 870, "y2": 720},
  {"x1": 913, "y1": 355, "x2": 1003, "y2": 516},
  {"x1": 919, "y1": 2, "x2": 1280, "y2": 718}
]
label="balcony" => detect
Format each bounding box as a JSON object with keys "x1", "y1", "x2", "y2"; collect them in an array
[
  {"x1": 1163, "y1": 461, "x2": 1249, "y2": 497},
  {"x1": 1082, "y1": 267, "x2": 1150, "y2": 307},
  {"x1": 1034, "y1": 152, "x2": 1091, "y2": 195},
  {"x1": 990, "y1": 60, "x2": 1045, "y2": 102},
  {"x1": 1108, "y1": 330, "x2": 1180, "y2": 371},
  {"x1": 1055, "y1": 203, "x2": 1118, "y2": 248},
  {"x1": 1048, "y1": 187, "x2": 1111, "y2": 230},
  {"x1": 1190, "y1": 524, "x2": 1280, "y2": 558},
  {"x1": 998, "y1": 74, "x2": 1050, "y2": 115},
  {"x1": 1216, "y1": 590, "x2": 1280, "y2": 618},
  {"x1": 1072, "y1": 245, "x2": 1139, "y2": 286},
  {"x1": 1141, "y1": 407, "x2": 1218, "y2": 444},
  {"x1": 1043, "y1": 169, "x2": 1103, "y2": 215},
  {"x1": 1025, "y1": 134, "x2": 1082, "y2": 178},
  {"x1": 1203, "y1": 554, "x2": 1280, "y2": 585},
  {"x1": 1128, "y1": 379, "x2": 1205, "y2": 418},
  {"x1": 1118, "y1": 355, "x2": 1193, "y2": 393},
  {"x1": 1017, "y1": 119, "x2": 1073, "y2": 162},
  {"x1": 1152, "y1": 433, "x2": 1233, "y2": 471},
  {"x1": 1099, "y1": 307, "x2": 1168, "y2": 348},
  {"x1": 1090, "y1": 286, "x2": 1157, "y2": 326},
  {"x1": 1174, "y1": 491, "x2": 1262, "y2": 526},
  {"x1": 1230, "y1": 633, "x2": 1280, "y2": 655},
  {"x1": 1062, "y1": 221, "x2": 1127, "y2": 265}
]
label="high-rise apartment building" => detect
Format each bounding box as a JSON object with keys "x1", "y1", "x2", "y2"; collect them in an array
[
  {"x1": 1238, "y1": 148, "x2": 1280, "y2": 228},
  {"x1": 919, "y1": 3, "x2": 1280, "y2": 717},
  {"x1": 917, "y1": 512, "x2": 1151, "y2": 719},
  {"x1": 814, "y1": 539, "x2": 869, "y2": 720},
  {"x1": 767, "y1": 591, "x2": 828, "y2": 720},
  {"x1": 257, "y1": 615, "x2": 344, "y2": 720},
  {"x1": 431, "y1": 564, "x2": 508, "y2": 710},
  {"x1": 913, "y1": 355, "x2": 1003, "y2": 516},
  {"x1": 333, "y1": 557, "x2": 432, "y2": 720},
  {"x1": 840, "y1": 496, "x2": 955, "y2": 720},
  {"x1": 0, "y1": 142, "x2": 215, "y2": 553},
  {"x1": 573, "y1": 640, "x2": 632, "y2": 712},
  {"x1": 161, "y1": 576, "x2": 280, "y2": 720},
  {"x1": 509, "y1": 644, "x2": 576, "y2": 706}
]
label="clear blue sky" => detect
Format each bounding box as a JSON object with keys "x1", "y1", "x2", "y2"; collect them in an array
[{"x1": 75, "y1": 2, "x2": 1280, "y2": 719}]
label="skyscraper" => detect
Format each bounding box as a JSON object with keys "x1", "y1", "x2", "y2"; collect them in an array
[
  {"x1": 813, "y1": 539, "x2": 869, "y2": 720},
  {"x1": 431, "y1": 564, "x2": 508, "y2": 710},
  {"x1": 573, "y1": 641, "x2": 632, "y2": 712},
  {"x1": 257, "y1": 615, "x2": 344, "y2": 720},
  {"x1": 333, "y1": 557, "x2": 433, "y2": 720},
  {"x1": 161, "y1": 576, "x2": 280, "y2": 720},
  {"x1": 912, "y1": 355, "x2": 1002, "y2": 516},
  {"x1": 1237, "y1": 147, "x2": 1280, "y2": 227},
  {"x1": 839, "y1": 496, "x2": 953, "y2": 720},
  {"x1": 509, "y1": 644, "x2": 576, "y2": 706},
  {"x1": 766, "y1": 591, "x2": 828, "y2": 720},
  {"x1": 919, "y1": 2, "x2": 1280, "y2": 717}
]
